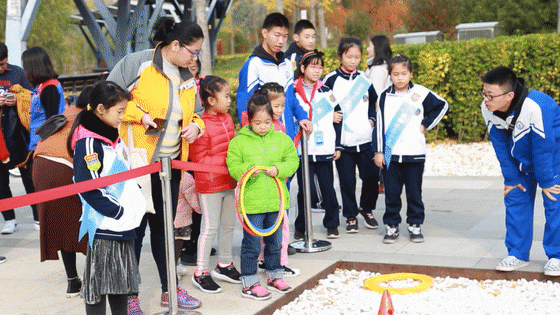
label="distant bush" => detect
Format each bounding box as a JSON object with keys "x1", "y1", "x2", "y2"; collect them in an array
[{"x1": 215, "y1": 33, "x2": 560, "y2": 141}]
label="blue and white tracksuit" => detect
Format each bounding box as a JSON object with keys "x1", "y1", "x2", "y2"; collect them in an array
[
  {"x1": 373, "y1": 83, "x2": 448, "y2": 226},
  {"x1": 73, "y1": 124, "x2": 146, "y2": 246},
  {"x1": 323, "y1": 68, "x2": 379, "y2": 220},
  {"x1": 482, "y1": 81, "x2": 560, "y2": 260},
  {"x1": 290, "y1": 81, "x2": 342, "y2": 231},
  {"x1": 236, "y1": 45, "x2": 294, "y2": 122}
]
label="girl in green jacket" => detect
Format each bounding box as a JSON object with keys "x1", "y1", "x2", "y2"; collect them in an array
[{"x1": 227, "y1": 94, "x2": 299, "y2": 300}]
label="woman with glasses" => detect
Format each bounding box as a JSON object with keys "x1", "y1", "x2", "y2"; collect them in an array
[{"x1": 107, "y1": 16, "x2": 204, "y2": 313}]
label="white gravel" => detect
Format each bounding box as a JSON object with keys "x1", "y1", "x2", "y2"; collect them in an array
[
  {"x1": 424, "y1": 141, "x2": 501, "y2": 176},
  {"x1": 273, "y1": 269, "x2": 560, "y2": 315}
]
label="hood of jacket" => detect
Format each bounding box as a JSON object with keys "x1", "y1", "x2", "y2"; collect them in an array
[{"x1": 250, "y1": 45, "x2": 285, "y2": 66}]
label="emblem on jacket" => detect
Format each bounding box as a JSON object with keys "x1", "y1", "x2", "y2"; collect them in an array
[
  {"x1": 516, "y1": 121, "x2": 524, "y2": 129},
  {"x1": 84, "y1": 153, "x2": 101, "y2": 171},
  {"x1": 362, "y1": 95, "x2": 369, "y2": 102},
  {"x1": 330, "y1": 94, "x2": 336, "y2": 102},
  {"x1": 411, "y1": 92, "x2": 421, "y2": 102}
]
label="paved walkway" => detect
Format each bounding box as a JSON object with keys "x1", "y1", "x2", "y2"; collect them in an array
[{"x1": 0, "y1": 175, "x2": 552, "y2": 314}]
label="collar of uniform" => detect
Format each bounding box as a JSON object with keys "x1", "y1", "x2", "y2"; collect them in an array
[
  {"x1": 152, "y1": 42, "x2": 193, "y2": 82},
  {"x1": 387, "y1": 82, "x2": 415, "y2": 95}
]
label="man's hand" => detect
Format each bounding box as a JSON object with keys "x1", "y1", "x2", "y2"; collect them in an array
[
  {"x1": 181, "y1": 123, "x2": 200, "y2": 143},
  {"x1": 299, "y1": 119, "x2": 313, "y2": 135},
  {"x1": 374, "y1": 153, "x2": 385, "y2": 169},
  {"x1": 333, "y1": 111, "x2": 343, "y2": 124},
  {"x1": 266, "y1": 166, "x2": 278, "y2": 177},
  {"x1": 543, "y1": 184, "x2": 560, "y2": 201},
  {"x1": 420, "y1": 125, "x2": 426, "y2": 134},
  {"x1": 504, "y1": 183, "x2": 526, "y2": 197}
]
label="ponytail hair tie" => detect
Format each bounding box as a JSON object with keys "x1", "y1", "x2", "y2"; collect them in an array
[{"x1": 86, "y1": 104, "x2": 92, "y2": 111}]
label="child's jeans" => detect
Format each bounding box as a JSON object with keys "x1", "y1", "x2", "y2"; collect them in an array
[{"x1": 241, "y1": 211, "x2": 283, "y2": 288}]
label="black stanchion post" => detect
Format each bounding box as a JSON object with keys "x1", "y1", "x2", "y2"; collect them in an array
[
  {"x1": 155, "y1": 157, "x2": 201, "y2": 315},
  {"x1": 290, "y1": 132, "x2": 332, "y2": 253}
]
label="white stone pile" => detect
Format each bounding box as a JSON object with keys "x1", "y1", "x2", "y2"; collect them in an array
[
  {"x1": 273, "y1": 269, "x2": 560, "y2": 315},
  {"x1": 424, "y1": 141, "x2": 501, "y2": 176}
]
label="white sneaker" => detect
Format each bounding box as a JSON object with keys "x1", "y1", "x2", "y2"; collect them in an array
[
  {"x1": 496, "y1": 255, "x2": 529, "y2": 271},
  {"x1": 544, "y1": 258, "x2": 560, "y2": 276},
  {"x1": 282, "y1": 266, "x2": 301, "y2": 278},
  {"x1": 34, "y1": 221, "x2": 40, "y2": 231},
  {"x1": 1, "y1": 220, "x2": 18, "y2": 234}
]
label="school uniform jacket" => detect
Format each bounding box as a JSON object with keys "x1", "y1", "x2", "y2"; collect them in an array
[
  {"x1": 288, "y1": 79, "x2": 341, "y2": 162},
  {"x1": 236, "y1": 45, "x2": 294, "y2": 122},
  {"x1": 482, "y1": 80, "x2": 560, "y2": 188},
  {"x1": 373, "y1": 83, "x2": 448, "y2": 163},
  {"x1": 323, "y1": 68, "x2": 378, "y2": 152},
  {"x1": 284, "y1": 42, "x2": 307, "y2": 72},
  {"x1": 189, "y1": 112, "x2": 237, "y2": 194},
  {"x1": 72, "y1": 112, "x2": 146, "y2": 241}
]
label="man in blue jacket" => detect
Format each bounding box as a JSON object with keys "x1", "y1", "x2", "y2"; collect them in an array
[{"x1": 481, "y1": 66, "x2": 560, "y2": 276}]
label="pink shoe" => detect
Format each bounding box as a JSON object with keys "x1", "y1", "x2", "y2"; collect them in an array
[
  {"x1": 267, "y1": 278, "x2": 293, "y2": 294},
  {"x1": 127, "y1": 295, "x2": 144, "y2": 315},
  {"x1": 161, "y1": 286, "x2": 201, "y2": 309},
  {"x1": 241, "y1": 283, "x2": 271, "y2": 300}
]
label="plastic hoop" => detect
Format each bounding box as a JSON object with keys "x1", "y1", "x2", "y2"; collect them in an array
[
  {"x1": 234, "y1": 166, "x2": 286, "y2": 237},
  {"x1": 365, "y1": 273, "x2": 434, "y2": 294}
]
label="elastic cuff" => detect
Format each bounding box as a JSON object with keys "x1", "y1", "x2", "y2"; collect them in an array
[{"x1": 241, "y1": 274, "x2": 260, "y2": 288}]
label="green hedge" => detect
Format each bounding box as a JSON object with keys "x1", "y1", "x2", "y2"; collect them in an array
[{"x1": 215, "y1": 33, "x2": 560, "y2": 141}]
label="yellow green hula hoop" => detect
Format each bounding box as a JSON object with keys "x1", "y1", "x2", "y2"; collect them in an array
[
  {"x1": 365, "y1": 273, "x2": 433, "y2": 294},
  {"x1": 237, "y1": 166, "x2": 286, "y2": 237}
]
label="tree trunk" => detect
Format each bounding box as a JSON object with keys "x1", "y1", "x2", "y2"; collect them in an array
[
  {"x1": 196, "y1": 0, "x2": 212, "y2": 75},
  {"x1": 230, "y1": 31, "x2": 235, "y2": 54},
  {"x1": 277, "y1": 0, "x2": 284, "y2": 13},
  {"x1": 310, "y1": 1, "x2": 317, "y2": 26},
  {"x1": 318, "y1": 0, "x2": 327, "y2": 49}
]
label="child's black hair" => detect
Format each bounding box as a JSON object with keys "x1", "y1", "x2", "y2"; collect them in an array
[
  {"x1": 262, "y1": 12, "x2": 290, "y2": 31},
  {"x1": 152, "y1": 17, "x2": 203, "y2": 47},
  {"x1": 67, "y1": 81, "x2": 132, "y2": 156},
  {"x1": 75, "y1": 85, "x2": 93, "y2": 109},
  {"x1": 247, "y1": 94, "x2": 273, "y2": 122},
  {"x1": 481, "y1": 66, "x2": 517, "y2": 93},
  {"x1": 388, "y1": 54, "x2": 413, "y2": 73},
  {"x1": 254, "y1": 82, "x2": 285, "y2": 100},
  {"x1": 199, "y1": 75, "x2": 228, "y2": 109},
  {"x1": 294, "y1": 19, "x2": 315, "y2": 35},
  {"x1": 337, "y1": 37, "x2": 362, "y2": 57},
  {"x1": 369, "y1": 35, "x2": 392, "y2": 67},
  {"x1": 296, "y1": 49, "x2": 325, "y2": 78}
]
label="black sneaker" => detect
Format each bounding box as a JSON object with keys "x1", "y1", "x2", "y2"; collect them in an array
[
  {"x1": 383, "y1": 225, "x2": 399, "y2": 244},
  {"x1": 408, "y1": 224, "x2": 424, "y2": 243},
  {"x1": 359, "y1": 210, "x2": 378, "y2": 229},
  {"x1": 211, "y1": 263, "x2": 242, "y2": 284},
  {"x1": 287, "y1": 245, "x2": 297, "y2": 255},
  {"x1": 346, "y1": 217, "x2": 358, "y2": 233},
  {"x1": 327, "y1": 227, "x2": 339, "y2": 239},
  {"x1": 192, "y1": 272, "x2": 222, "y2": 293},
  {"x1": 294, "y1": 229, "x2": 305, "y2": 240},
  {"x1": 282, "y1": 265, "x2": 301, "y2": 277},
  {"x1": 67, "y1": 277, "x2": 81, "y2": 298}
]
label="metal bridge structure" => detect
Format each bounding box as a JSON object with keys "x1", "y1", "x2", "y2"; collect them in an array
[{"x1": 5, "y1": 0, "x2": 232, "y2": 70}]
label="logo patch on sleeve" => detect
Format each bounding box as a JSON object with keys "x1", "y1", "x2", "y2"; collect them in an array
[
  {"x1": 84, "y1": 153, "x2": 101, "y2": 171},
  {"x1": 330, "y1": 94, "x2": 336, "y2": 102},
  {"x1": 411, "y1": 92, "x2": 421, "y2": 102}
]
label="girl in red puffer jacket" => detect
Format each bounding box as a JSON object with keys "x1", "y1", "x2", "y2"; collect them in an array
[{"x1": 189, "y1": 76, "x2": 240, "y2": 293}]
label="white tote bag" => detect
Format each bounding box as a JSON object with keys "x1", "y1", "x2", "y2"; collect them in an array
[{"x1": 128, "y1": 124, "x2": 156, "y2": 214}]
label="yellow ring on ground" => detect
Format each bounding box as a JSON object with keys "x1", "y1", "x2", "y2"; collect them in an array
[
  {"x1": 365, "y1": 273, "x2": 434, "y2": 294},
  {"x1": 239, "y1": 166, "x2": 285, "y2": 237}
]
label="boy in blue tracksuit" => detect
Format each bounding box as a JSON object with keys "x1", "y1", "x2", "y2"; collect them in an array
[
  {"x1": 236, "y1": 13, "x2": 294, "y2": 122},
  {"x1": 481, "y1": 66, "x2": 560, "y2": 276}
]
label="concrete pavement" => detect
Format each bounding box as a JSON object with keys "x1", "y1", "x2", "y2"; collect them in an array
[{"x1": 0, "y1": 174, "x2": 553, "y2": 314}]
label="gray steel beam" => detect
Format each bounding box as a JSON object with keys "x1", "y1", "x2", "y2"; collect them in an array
[
  {"x1": 73, "y1": 0, "x2": 116, "y2": 68},
  {"x1": 93, "y1": 0, "x2": 117, "y2": 40}
]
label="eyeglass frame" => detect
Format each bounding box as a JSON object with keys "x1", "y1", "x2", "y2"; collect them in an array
[
  {"x1": 181, "y1": 44, "x2": 201, "y2": 58},
  {"x1": 479, "y1": 90, "x2": 512, "y2": 101}
]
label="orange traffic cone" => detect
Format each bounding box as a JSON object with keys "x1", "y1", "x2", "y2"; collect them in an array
[{"x1": 378, "y1": 289, "x2": 395, "y2": 315}]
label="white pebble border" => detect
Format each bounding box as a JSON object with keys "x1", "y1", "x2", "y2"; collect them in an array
[
  {"x1": 424, "y1": 141, "x2": 501, "y2": 176},
  {"x1": 273, "y1": 269, "x2": 560, "y2": 315}
]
